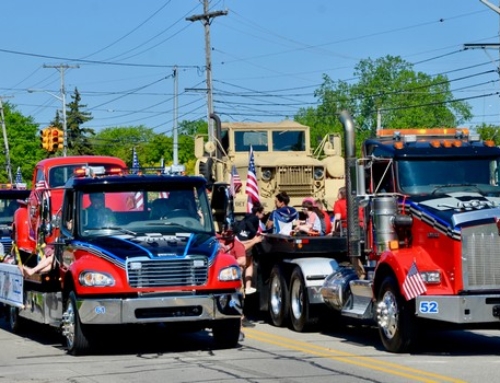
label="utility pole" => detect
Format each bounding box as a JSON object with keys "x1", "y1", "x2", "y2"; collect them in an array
[
  {"x1": 186, "y1": 1, "x2": 227, "y2": 143},
  {"x1": 173, "y1": 66, "x2": 179, "y2": 166},
  {"x1": 0, "y1": 96, "x2": 13, "y2": 183},
  {"x1": 43, "y1": 64, "x2": 79, "y2": 157}
]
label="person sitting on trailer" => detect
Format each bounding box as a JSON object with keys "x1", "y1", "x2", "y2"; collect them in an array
[
  {"x1": 23, "y1": 245, "x2": 55, "y2": 276},
  {"x1": 266, "y1": 191, "x2": 298, "y2": 235},
  {"x1": 294, "y1": 198, "x2": 326, "y2": 236}
]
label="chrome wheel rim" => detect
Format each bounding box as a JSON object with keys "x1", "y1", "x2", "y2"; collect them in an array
[
  {"x1": 270, "y1": 275, "x2": 282, "y2": 316},
  {"x1": 290, "y1": 278, "x2": 303, "y2": 320},
  {"x1": 378, "y1": 290, "x2": 398, "y2": 339},
  {"x1": 63, "y1": 300, "x2": 76, "y2": 349}
]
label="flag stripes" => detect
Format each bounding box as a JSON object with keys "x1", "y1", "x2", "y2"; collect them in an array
[
  {"x1": 402, "y1": 261, "x2": 427, "y2": 301},
  {"x1": 230, "y1": 165, "x2": 242, "y2": 197},
  {"x1": 245, "y1": 146, "x2": 260, "y2": 212}
]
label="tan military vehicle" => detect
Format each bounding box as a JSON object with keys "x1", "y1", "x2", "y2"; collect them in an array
[{"x1": 195, "y1": 118, "x2": 344, "y2": 217}]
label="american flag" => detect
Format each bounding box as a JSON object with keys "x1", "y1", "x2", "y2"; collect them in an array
[
  {"x1": 15, "y1": 167, "x2": 23, "y2": 184},
  {"x1": 131, "y1": 148, "x2": 140, "y2": 174},
  {"x1": 402, "y1": 261, "x2": 427, "y2": 301},
  {"x1": 35, "y1": 179, "x2": 49, "y2": 191},
  {"x1": 230, "y1": 165, "x2": 242, "y2": 197},
  {"x1": 245, "y1": 146, "x2": 260, "y2": 212}
]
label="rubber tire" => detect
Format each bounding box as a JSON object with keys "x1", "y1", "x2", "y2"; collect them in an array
[
  {"x1": 377, "y1": 276, "x2": 416, "y2": 353},
  {"x1": 212, "y1": 318, "x2": 241, "y2": 348},
  {"x1": 9, "y1": 306, "x2": 26, "y2": 334},
  {"x1": 289, "y1": 267, "x2": 318, "y2": 332},
  {"x1": 268, "y1": 265, "x2": 289, "y2": 327},
  {"x1": 63, "y1": 291, "x2": 91, "y2": 355}
]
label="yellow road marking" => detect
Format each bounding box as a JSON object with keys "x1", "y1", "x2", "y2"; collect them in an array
[{"x1": 245, "y1": 329, "x2": 465, "y2": 383}]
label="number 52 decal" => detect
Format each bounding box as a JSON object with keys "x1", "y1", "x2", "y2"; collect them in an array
[{"x1": 418, "y1": 301, "x2": 439, "y2": 314}]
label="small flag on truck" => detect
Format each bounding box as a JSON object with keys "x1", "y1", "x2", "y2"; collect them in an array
[{"x1": 402, "y1": 261, "x2": 427, "y2": 301}]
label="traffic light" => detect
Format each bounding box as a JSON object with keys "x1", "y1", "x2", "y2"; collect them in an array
[
  {"x1": 50, "y1": 128, "x2": 64, "y2": 152},
  {"x1": 40, "y1": 128, "x2": 51, "y2": 151}
]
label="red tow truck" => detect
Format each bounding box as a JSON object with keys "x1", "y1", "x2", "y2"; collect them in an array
[{"x1": 1, "y1": 160, "x2": 243, "y2": 354}]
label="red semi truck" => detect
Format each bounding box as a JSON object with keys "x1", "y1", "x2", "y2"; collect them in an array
[{"x1": 320, "y1": 111, "x2": 500, "y2": 352}]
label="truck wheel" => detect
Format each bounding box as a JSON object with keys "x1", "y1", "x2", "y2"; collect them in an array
[
  {"x1": 62, "y1": 291, "x2": 91, "y2": 355},
  {"x1": 212, "y1": 318, "x2": 240, "y2": 348},
  {"x1": 377, "y1": 276, "x2": 416, "y2": 353},
  {"x1": 9, "y1": 306, "x2": 25, "y2": 334},
  {"x1": 289, "y1": 267, "x2": 318, "y2": 332},
  {"x1": 268, "y1": 265, "x2": 289, "y2": 327}
]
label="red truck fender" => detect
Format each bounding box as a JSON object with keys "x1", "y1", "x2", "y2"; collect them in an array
[{"x1": 375, "y1": 247, "x2": 455, "y2": 296}]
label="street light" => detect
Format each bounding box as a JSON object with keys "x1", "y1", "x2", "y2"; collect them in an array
[{"x1": 28, "y1": 89, "x2": 67, "y2": 157}]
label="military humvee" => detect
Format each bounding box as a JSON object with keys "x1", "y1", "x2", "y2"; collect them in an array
[{"x1": 195, "y1": 118, "x2": 344, "y2": 217}]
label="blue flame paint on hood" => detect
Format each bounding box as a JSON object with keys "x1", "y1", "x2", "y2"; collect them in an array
[
  {"x1": 76, "y1": 232, "x2": 219, "y2": 265},
  {"x1": 407, "y1": 192, "x2": 500, "y2": 230}
]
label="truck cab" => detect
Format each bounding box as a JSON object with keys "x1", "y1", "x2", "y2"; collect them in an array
[{"x1": 195, "y1": 119, "x2": 345, "y2": 215}]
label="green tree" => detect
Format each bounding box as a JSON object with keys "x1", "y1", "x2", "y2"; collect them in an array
[
  {"x1": 296, "y1": 55, "x2": 473, "y2": 150},
  {"x1": 65, "y1": 88, "x2": 94, "y2": 155},
  {"x1": 0, "y1": 102, "x2": 45, "y2": 185},
  {"x1": 93, "y1": 126, "x2": 158, "y2": 167},
  {"x1": 179, "y1": 119, "x2": 207, "y2": 135},
  {"x1": 477, "y1": 123, "x2": 500, "y2": 145}
]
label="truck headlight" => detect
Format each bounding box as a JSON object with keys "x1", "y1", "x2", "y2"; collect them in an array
[
  {"x1": 79, "y1": 271, "x2": 115, "y2": 287},
  {"x1": 314, "y1": 167, "x2": 325, "y2": 180},
  {"x1": 261, "y1": 168, "x2": 273, "y2": 182},
  {"x1": 219, "y1": 266, "x2": 242, "y2": 281},
  {"x1": 420, "y1": 271, "x2": 441, "y2": 284}
]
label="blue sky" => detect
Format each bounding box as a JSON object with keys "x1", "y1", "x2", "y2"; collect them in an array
[{"x1": 2, "y1": 1, "x2": 500, "y2": 137}]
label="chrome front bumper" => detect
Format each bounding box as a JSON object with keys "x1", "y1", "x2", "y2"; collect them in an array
[
  {"x1": 415, "y1": 294, "x2": 500, "y2": 324},
  {"x1": 77, "y1": 292, "x2": 243, "y2": 325}
]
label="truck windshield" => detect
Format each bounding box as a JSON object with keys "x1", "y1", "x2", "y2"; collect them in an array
[
  {"x1": 272, "y1": 131, "x2": 306, "y2": 151},
  {"x1": 397, "y1": 158, "x2": 500, "y2": 195},
  {"x1": 234, "y1": 130, "x2": 306, "y2": 152},
  {"x1": 235, "y1": 131, "x2": 268, "y2": 152},
  {"x1": 78, "y1": 186, "x2": 214, "y2": 236},
  {"x1": 0, "y1": 197, "x2": 24, "y2": 225}
]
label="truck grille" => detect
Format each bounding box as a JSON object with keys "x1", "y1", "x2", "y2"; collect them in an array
[
  {"x1": 277, "y1": 166, "x2": 315, "y2": 196},
  {"x1": 462, "y1": 224, "x2": 500, "y2": 290},
  {"x1": 127, "y1": 256, "x2": 208, "y2": 288}
]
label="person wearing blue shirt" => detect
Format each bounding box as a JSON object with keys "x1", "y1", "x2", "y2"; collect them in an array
[{"x1": 266, "y1": 191, "x2": 298, "y2": 235}]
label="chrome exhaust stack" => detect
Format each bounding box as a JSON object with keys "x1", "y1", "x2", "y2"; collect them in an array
[{"x1": 338, "y1": 110, "x2": 365, "y2": 278}]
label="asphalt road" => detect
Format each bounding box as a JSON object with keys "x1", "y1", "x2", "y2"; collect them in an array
[{"x1": 0, "y1": 310, "x2": 500, "y2": 383}]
